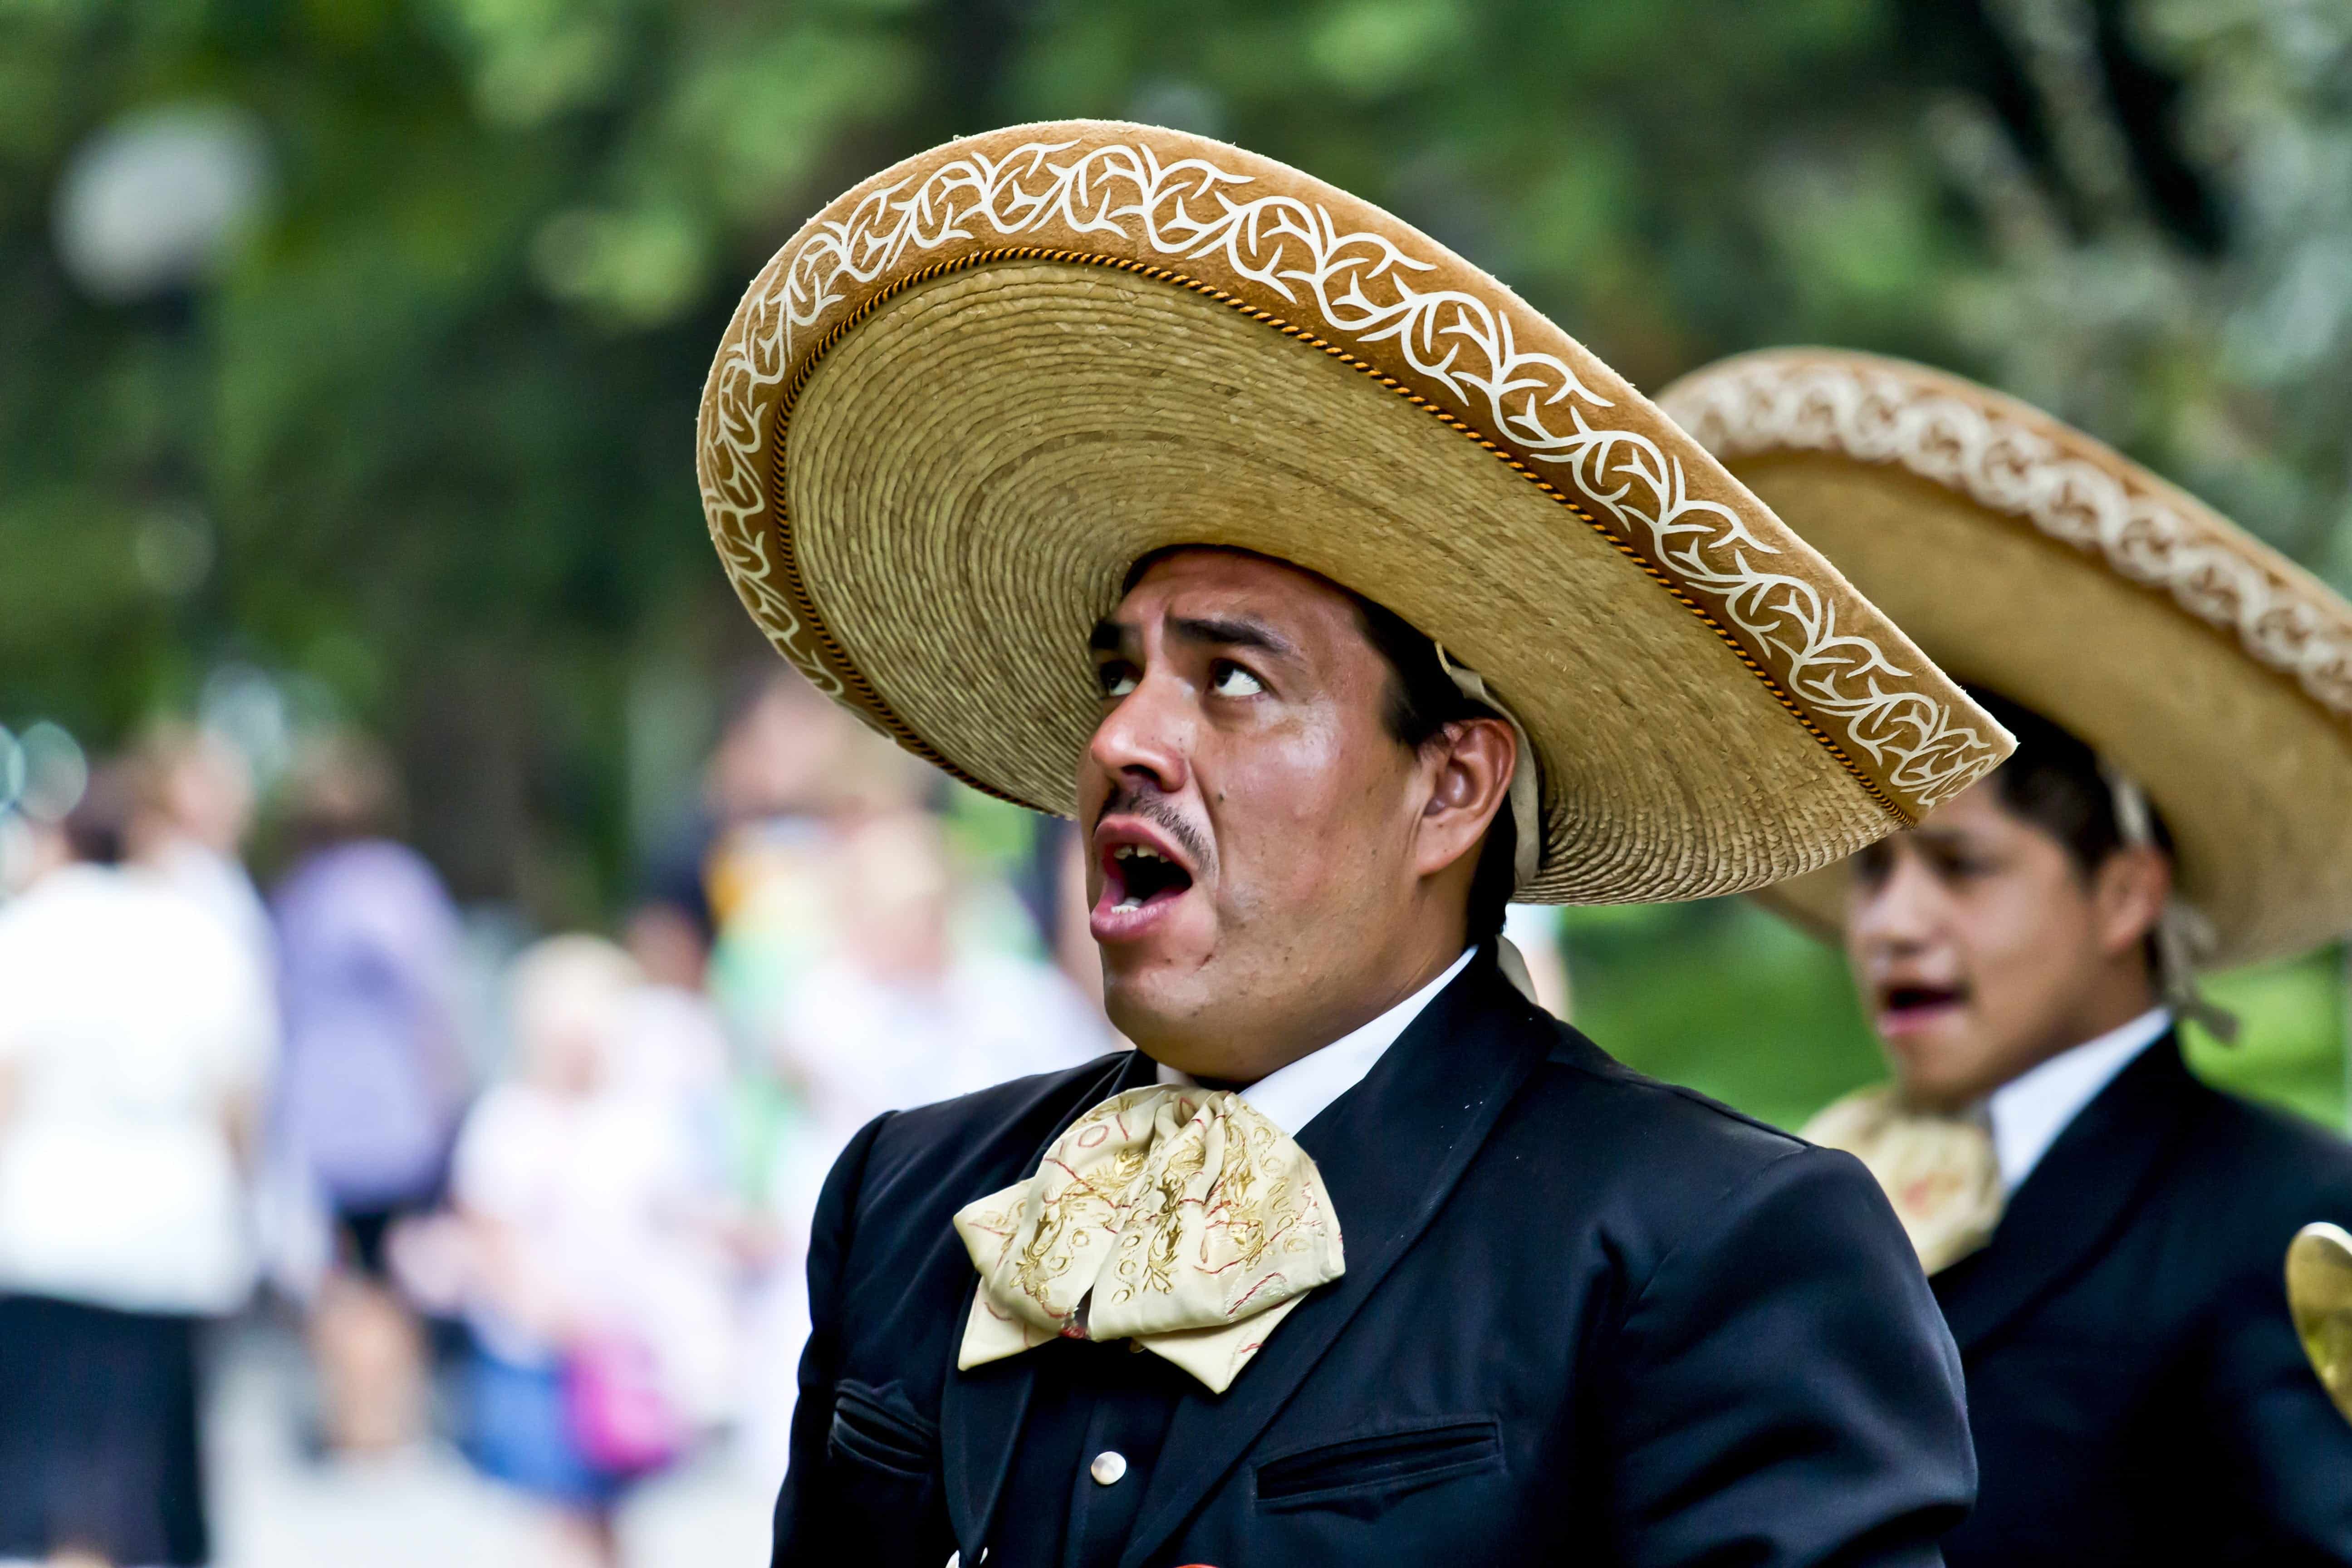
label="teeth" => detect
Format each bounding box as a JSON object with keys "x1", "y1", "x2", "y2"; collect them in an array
[{"x1": 1107, "y1": 841, "x2": 1176, "y2": 916}]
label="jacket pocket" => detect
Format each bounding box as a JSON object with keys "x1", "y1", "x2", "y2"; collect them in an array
[
  {"x1": 1253, "y1": 1417, "x2": 1504, "y2": 1517},
  {"x1": 828, "y1": 1379, "x2": 940, "y2": 1480},
  {"x1": 819, "y1": 1380, "x2": 951, "y2": 1563}
]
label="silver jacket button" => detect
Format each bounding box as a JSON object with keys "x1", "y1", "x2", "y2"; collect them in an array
[{"x1": 1089, "y1": 1450, "x2": 1129, "y2": 1486}]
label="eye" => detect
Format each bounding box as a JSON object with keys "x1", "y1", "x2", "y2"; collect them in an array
[
  {"x1": 1096, "y1": 660, "x2": 1139, "y2": 699},
  {"x1": 1208, "y1": 660, "x2": 1264, "y2": 698},
  {"x1": 1929, "y1": 848, "x2": 1995, "y2": 882}
]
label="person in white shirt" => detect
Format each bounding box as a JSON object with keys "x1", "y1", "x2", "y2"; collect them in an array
[
  {"x1": 125, "y1": 721, "x2": 278, "y2": 1004},
  {"x1": 0, "y1": 772, "x2": 273, "y2": 1568}
]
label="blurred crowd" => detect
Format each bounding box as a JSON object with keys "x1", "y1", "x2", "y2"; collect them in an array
[{"x1": 0, "y1": 672, "x2": 1127, "y2": 1568}]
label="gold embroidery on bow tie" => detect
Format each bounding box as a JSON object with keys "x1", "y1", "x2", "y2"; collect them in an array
[
  {"x1": 1803, "y1": 1084, "x2": 2004, "y2": 1274},
  {"x1": 952, "y1": 1086, "x2": 1344, "y2": 1392}
]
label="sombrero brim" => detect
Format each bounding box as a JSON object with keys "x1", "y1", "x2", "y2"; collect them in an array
[
  {"x1": 1661, "y1": 349, "x2": 2352, "y2": 964},
  {"x1": 697, "y1": 123, "x2": 2012, "y2": 904}
]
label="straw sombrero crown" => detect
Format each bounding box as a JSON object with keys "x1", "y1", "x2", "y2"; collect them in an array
[
  {"x1": 1660, "y1": 348, "x2": 2352, "y2": 964},
  {"x1": 697, "y1": 123, "x2": 2012, "y2": 902}
]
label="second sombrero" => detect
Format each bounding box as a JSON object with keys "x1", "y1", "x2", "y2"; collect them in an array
[
  {"x1": 1660, "y1": 348, "x2": 2352, "y2": 964},
  {"x1": 697, "y1": 122, "x2": 2012, "y2": 902}
]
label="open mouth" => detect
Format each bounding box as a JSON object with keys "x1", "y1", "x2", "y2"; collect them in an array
[
  {"x1": 1876, "y1": 981, "x2": 1967, "y2": 1027},
  {"x1": 1101, "y1": 841, "x2": 1194, "y2": 913}
]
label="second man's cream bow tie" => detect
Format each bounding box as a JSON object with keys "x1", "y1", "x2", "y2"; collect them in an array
[
  {"x1": 1803, "y1": 1085, "x2": 2004, "y2": 1274},
  {"x1": 951, "y1": 1085, "x2": 1345, "y2": 1394}
]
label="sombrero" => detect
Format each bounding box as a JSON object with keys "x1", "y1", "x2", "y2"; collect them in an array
[
  {"x1": 1659, "y1": 348, "x2": 2352, "y2": 964},
  {"x1": 696, "y1": 123, "x2": 2011, "y2": 903}
]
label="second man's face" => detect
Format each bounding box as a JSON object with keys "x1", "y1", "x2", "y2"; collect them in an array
[
  {"x1": 1078, "y1": 549, "x2": 1436, "y2": 1077},
  {"x1": 1843, "y1": 780, "x2": 2156, "y2": 1112}
]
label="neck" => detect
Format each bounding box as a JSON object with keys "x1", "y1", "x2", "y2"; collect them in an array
[
  {"x1": 2008, "y1": 967, "x2": 2164, "y2": 1092},
  {"x1": 1141, "y1": 922, "x2": 1472, "y2": 1083}
]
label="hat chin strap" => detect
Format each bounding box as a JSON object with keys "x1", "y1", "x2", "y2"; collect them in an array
[
  {"x1": 2102, "y1": 763, "x2": 2240, "y2": 1044},
  {"x1": 1431, "y1": 645, "x2": 1545, "y2": 1009},
  {"x1": 1430, "y1": 645, "x2": 1542, "y2": 893}
]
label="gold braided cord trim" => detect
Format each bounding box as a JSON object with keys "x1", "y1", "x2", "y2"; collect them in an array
[
  {"x1": 762, "y1": 246, "x2": 1909, "y2": 823},
  {"x1": 699, "y1": 135, "x2": 2009, "y2": 815},
  {"x1": 1662, "y1": 353, "x2": 2352, "y2": 728}
]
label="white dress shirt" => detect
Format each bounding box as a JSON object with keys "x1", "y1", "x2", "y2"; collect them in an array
[
  {"x1": 1987, "y1": 1006, "x2": 2173, "y2": 1193},
  {"x1": 1156, "y1": 946, "x2": 1475, "y2": 1136}
]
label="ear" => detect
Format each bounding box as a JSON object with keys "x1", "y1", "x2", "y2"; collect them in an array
[
  {"x1": 1412, "y1": 715, "x2": 1516, "y2": 881},
  {"x1": 2091, "y1": 843, "x2": 2172, "y2": 961}
]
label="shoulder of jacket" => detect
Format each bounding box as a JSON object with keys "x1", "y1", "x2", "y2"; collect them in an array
[
  {"x1": 1484, "y1": 1020, "x2": 1816, "y2": 1217},
  {"x1": 858, "y1": 1050, "x2": 1133, "y2": 1186},
  {"x1": 2180, "y1": 1078, "x2": 2352, "y2": 1202},
  {"x1": 1531, "y1": 1019, "x2": 1806, "y2": 1148}
]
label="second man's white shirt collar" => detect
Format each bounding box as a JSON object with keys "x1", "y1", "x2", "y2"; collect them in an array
[
  {"x1": 1987, "y1": 1005, "x2": 2173, "y2": 1193},
  {"x1": 1154, "y1": 945, "x2": 1476, "y2": 1137}
]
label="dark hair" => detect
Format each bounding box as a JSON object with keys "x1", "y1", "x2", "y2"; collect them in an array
[
  {"x1": 1119, "y1": 547, "x2": 1519, "y2": 941},
  {"x1": 1967, "y1": 688, "x2": 2174, "y2": 877},
  {"x1": 287, "y1": 730, "x2": 405, "y2": 852},
  {"x1": 1352, "y1": 595, "x2": 1520, "y2": 942}
]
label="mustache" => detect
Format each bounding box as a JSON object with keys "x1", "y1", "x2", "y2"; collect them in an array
[{"x1": 1091, "y1": 782, "x2": 1213, "y2": 873}]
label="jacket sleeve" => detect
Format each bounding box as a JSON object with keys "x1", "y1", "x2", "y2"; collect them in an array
[
  {"x1": 770, "y1": 1112, "x2": 893, "y2": 1568},
  {"x1": 2202, "y1": 1242, "x2": 2352, "y2": 1561},
  {"x1": 1602, "y1": 1144, "x2": 1977, "y2": 1568}
]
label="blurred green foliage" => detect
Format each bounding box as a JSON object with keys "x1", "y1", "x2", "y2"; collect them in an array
[
  {"x1": 2188, "y1": 951, "x2": 2350, "y2": 1129},
  {"x1": 2, "y1": 0, "x2": 2346, "y2": 1124}
]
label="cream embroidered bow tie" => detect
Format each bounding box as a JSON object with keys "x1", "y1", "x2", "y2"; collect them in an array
[
  {"x1": 951, "y1": 1085, "x2": 1345, "y2": 1394},
  {"x1": 1803, "y1": 1085, "x2": 2004, "y2": 1275}
]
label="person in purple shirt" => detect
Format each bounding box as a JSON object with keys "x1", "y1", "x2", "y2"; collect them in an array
[{"x1": 270, "y1": 730, "x2": 466, "y2": 1451}]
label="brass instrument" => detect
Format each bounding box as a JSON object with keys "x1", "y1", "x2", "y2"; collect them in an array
[{"x1": 2286, "y1": 1221, "x2": 2352, "y2": 1425}]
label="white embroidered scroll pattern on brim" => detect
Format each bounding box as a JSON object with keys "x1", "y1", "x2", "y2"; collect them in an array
[
  {"x1": 696, "y1": 132, "x2": 2006, "y2": 813},
  {"x1": 1661, "y1": 354, "x2": 2352, "y2": 723}
]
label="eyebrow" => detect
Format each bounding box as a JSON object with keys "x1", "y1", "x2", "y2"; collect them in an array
[
  {"x1": 1086, "y1": 615, "x2": 1298, "y2": 659},
  {"x1": 1168, "y1": 615, "x2": 1296, "y2": 658},
  {"x1": 1902, "y1": 826, "x2": 1988, "y2": 851}
]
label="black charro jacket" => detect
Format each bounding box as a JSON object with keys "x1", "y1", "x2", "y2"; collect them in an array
[
  {"x1": 771, "y1": 948, "x2": 1975, "y2": 1567},
  {"x1": 1935, "y1": 1033, "x2": 2352, "y2": 1567}
]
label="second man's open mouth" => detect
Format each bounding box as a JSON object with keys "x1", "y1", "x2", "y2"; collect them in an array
[{"x1": 1874, "y1": 979, "x2": 1969, "y2": 1038}]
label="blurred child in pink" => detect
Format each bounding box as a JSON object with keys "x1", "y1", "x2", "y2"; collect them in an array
[{"x1": 451, "y1": 936, "x2": 735, "y2": 1568}]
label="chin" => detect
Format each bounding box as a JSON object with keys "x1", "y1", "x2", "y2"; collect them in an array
[
  {"x1": 1101, "y1": 962, "x2": 1204, "y2": 1050},
  {"x1": 1883, "y1": 1033, "x2": 1992, "y2": 1112},
  {"x1": 1096, "y1": 899, "x2": 1218, "y2": 1005}
]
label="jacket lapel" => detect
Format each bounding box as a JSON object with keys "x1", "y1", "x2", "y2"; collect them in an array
[
  {"x1": 939, "y1": 1045, "x2": 1157, "y2": 1558},
  {"x1": 1933, "y1": 1032, "x2": 2200, "y2": 1354},
  {"x1": 1118, "y1": 947, "x2": 1550, "y2": 1568}
]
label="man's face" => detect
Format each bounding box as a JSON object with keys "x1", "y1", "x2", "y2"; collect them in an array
[
  {"x1": 1843, "y1": 778, "x2": 2164, "y2": 1111},
  {"x1": 1080, "y1": 550, "x2": 1462, "y2": 1074}
]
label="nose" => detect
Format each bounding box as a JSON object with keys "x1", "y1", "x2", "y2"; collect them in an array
[
  {"x1": 1085, "y1": 669, "x2": 1192, "y2": 809},
  {"x1": 1849, "y1": 846, "x2": 1942, "y2": 957}
]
